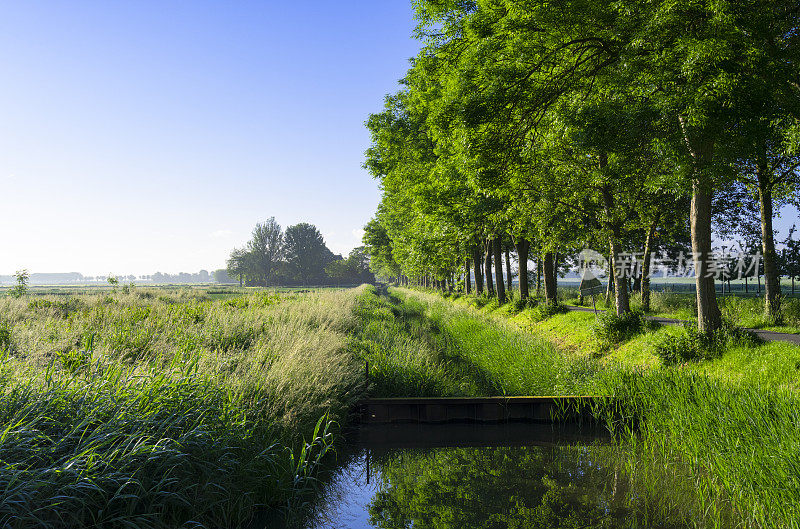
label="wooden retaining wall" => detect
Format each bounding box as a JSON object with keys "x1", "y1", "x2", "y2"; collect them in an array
[
  {"x1": 354, "y1": 422, "x2": 610, "y2": 450},
  {"x1": 358, "y1": 396, "x2": 604, "y2": 424}
]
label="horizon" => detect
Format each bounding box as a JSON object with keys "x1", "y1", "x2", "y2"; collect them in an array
[{"x1": 1, "y1": 2, "x2": 421, "y2": 276}]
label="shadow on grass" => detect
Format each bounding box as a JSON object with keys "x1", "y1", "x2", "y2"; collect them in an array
[{"x1": 352, "y1": 289, "x2": 500, "y2": 397}]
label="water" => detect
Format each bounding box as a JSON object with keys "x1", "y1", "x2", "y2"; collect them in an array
[{"x1": 295, "y1": 423, "x2": 698, "y2": 529}]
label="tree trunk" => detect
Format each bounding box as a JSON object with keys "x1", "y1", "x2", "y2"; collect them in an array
[
  {"x1": 601, "y1": 186, "x2": 630, "y2": 315},
  {"x1": 494, "y1": 238, "x2": 506, "y2": 304},
  {"x1": 605, "y1": 253, "x2": 615, "y2": 306},
  {"x1": 641, "y1": 219, "x2": 657, "y2": 313},
  {"x1": 757, "y1": 158, "x2": 781, "y2": 318},
  {"x1": 681, "y1": 117, "x2": 722, "y2": 333},
  {"x1": 543, "y1": 252, "x2": 557, "y2": 305},
  {"x1": 473, "y1": 248, "x2": 484, "y2": 294},
  {"x1": 690, "y1": 178, "x2": 722, "y2": 332},
  {"x1": 554, "y1": 252, "x2": 559, "y2": 293},
  {"x1": 536, "y1": 257, "x2": 542, "y2": 296},
  {"x1": 505, "y1": 248, "x2": 513, "y2": 292},
  {"x1": 515, "y1": 238, "x2": 530, "y2": 300},
  {"x1": 608, "y1": 240, "x2": 630, "y2": 315},
  {"x1": 484, "y1": 239, "x2": 495, "y2": 296},
  {"x1": 465, "y1": 259, "x2": 471, "y2": 294}
]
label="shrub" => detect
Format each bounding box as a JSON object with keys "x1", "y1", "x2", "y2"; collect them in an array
[
  {"x1": 528, "y1": 301, "x2": 569, "y2": 322},
  {"x1": 593, "y1": 310, "x2": 657, "y2": 346},
  {"x1": 654, "y1": 322, "x2": 760, "y2": 365},
  {"x1": 782, "y1": 298, "x2": 800, "y2": 326},
  {"x1": 510, "y1": 297, "x2": 530, "y2": 313},
  {"x1": 472, "y1": 295, "x2": 492, "y2": 308}
]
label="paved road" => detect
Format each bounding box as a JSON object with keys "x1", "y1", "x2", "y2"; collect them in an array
[{"x1": 564, "y1": 305, "x2": 800, "y2": 346}]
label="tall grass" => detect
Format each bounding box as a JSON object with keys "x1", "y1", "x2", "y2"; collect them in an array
[
  {"x1": 0, "y1": 287, "x2": 367, "y2": 528},
  {"x1": 602, "y1": 371, "x2": 800, "y2": 528}
]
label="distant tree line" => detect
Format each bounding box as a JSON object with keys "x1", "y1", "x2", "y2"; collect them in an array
[
  {"x1": 147, "y1": 271, "x2": 211, "y2": 284},
  {"x1": 223, "y1": 217, "x2": 374, "y2": 286}
]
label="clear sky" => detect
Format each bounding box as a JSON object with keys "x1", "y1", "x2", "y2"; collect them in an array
[{"x1": 0, "y1": 1, "x2": 421, "y2": 276}]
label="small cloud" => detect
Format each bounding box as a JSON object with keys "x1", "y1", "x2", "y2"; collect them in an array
[
  {"x1": 209, "y1": 229, "x2": 233, "y2": 239},
  {"x1": 352, "y1": 228, "x2": 364, "y2": 242}
]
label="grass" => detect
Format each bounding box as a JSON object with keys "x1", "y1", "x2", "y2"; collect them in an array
[
  {"x1": 0, "y1": 287, "x2": 368, "y2": 528},
  {"x1": 348, "y1": 289, "x2": 597, "y2": 397},
  {"x1": 5, "y1": 282, "x2": 800, "y2": 527}
]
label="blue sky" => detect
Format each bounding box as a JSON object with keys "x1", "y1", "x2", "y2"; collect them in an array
[
  {"x1": 0, "y1": 1, "x2": 421, "y2": 275},
  {"x1": 2, "y1": 2, "x2": 798, "y2": 277}
]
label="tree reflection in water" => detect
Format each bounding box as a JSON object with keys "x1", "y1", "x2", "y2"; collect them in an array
[
  {"x1": 297, "y1": 429, "x2": 727, "y2": 529},
  {"x1": 368, "y1": 445, "x2": 681, "y2": 529}
]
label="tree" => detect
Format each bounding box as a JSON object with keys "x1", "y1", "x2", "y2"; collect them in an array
[
  {"x1": 325, "y1": 247, "x2": 376, "y2": 285},
  {"x1": 363, "y1": 218, "x2": 401, "y2": 281},
  {"x1": 247, "y1": 218, "x2": 284, "y2": 286},
  {"x1": 9, "y1": 269, "x2": 29, "y2": 298},
  {"x1": 226, "y1": 247, "x2": 250, "y2": 287},
  {"x1": 213, "y1": 269, "x2": 237, "y2": 284},
  {"x1": 346, "y1": 246, "x2": 376, "y2": 284},
  {"x1": 783, "y1": 226, "x2": 800, "y2": 295},
  {"x1": 404, "y1": 0, "x2": 800, "y2": 331},
  {"x1": 284, "y1": 223, "x2": 335, "y2": 285}
]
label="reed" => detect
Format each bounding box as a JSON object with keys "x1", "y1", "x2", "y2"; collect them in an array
[{"x1": 0, "y1": 287, "x2": 367, "y2": 528}]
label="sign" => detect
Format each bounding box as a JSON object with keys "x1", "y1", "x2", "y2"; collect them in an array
[{"x1": 578, "y1": 269, "x2": 604, "y2": 296}]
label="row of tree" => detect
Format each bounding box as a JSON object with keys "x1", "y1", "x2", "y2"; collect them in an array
[
  {"x1": 225, "y1": 218, "x2": 374, "y2": 286},
  {"x1": 362, "y1": 0, "x2": 800, "y2": 333}
]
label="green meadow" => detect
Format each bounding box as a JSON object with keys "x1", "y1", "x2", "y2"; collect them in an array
[{"x1": 1, "y1": 284, "x2": 798, "y2": 528}]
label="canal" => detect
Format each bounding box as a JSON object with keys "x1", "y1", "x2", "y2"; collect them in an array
[{"x1": 282, "y1": 423, "x2": 702, "y2": 529}]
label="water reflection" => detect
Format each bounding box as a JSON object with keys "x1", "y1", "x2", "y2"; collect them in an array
[{"x1": 288, "y1": 424, "x2": 700, "y2": 529}]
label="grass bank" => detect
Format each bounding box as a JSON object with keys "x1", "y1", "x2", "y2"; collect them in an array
[
  {"x1": 377, "y1": 287, "x2": 800, "y2": 529},
  {"x1": 348, "y1": 288, "x2": 596, "y2": 397},
  {"x1": 0, "y1": 287, "x2": 368, "y2": 528}
]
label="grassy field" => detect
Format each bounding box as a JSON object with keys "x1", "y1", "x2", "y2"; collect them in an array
[
  {"x1": 3, "y1": 284, "x2": 799, "y2": 528},
  {"x1": 0, "y1": 286, "x2": 368, "y2": 528}
]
